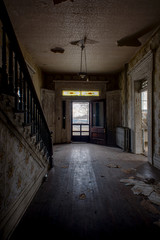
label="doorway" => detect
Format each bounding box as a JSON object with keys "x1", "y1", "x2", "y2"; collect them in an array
[
  {"x1": 71, "y1": 102, "x2": 90, "y2": 142},
  {"x1": 130, "y1": 51, "x2": 153, "y2": 164},
  {"x1": 90, "y1": 100, "x2": 106, "y2": 145},
  {"x1": 71, "y1": 100, "x2": 106, "y2": 144},
  {"x1": 141, "y1": 90, "x2": 148, "y2": 156}
]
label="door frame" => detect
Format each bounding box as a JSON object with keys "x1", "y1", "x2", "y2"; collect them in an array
[
  {"x1": 71, "y1": 101, "x2": 90, "y2": 142},
  {"x1": 129, "y1": 50, "x2": 153, "y2": 164},
  {"x1": 90, "y1": 99, "x2": 106, "y2": 145}
]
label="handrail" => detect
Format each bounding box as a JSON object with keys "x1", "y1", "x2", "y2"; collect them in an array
[{"x1": 0, "y1": 0, "x2": 53, "y2": 166}]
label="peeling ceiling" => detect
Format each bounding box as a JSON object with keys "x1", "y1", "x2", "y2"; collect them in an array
[{"x1": 3, "y1": 0, "x2": 160, "y2": 74}]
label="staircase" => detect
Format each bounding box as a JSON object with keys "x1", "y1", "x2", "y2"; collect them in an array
[
  {"x1": 0, "y1": 0, "x2": 53, "y2": 165},
  {"x1": 0, "y1": 1, "x2": 53, "y2": 239}
]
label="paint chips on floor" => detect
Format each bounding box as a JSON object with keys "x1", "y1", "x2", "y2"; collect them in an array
[
  {"x1": 120, "y1": 174, "x2": 160, "y2": 227},
  {"x1": 79, "y1": 193, "x2": 86, "y2": 200},
  {"x1": 120, "y1": 177, "x2": 160, "y2": 204}
]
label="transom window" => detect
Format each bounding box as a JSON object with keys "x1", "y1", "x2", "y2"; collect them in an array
[{"x1": 62, "y1": 90, "x2": 99, "y2": 97}]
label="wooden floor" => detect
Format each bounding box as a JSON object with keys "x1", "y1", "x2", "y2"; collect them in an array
[{"x1": 10, "y1": 143, "x2": 160, "y2": 240}]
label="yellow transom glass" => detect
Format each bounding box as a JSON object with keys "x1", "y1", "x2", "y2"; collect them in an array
[
  {"x1": 62, "y1": 90, "x2": 99, "y2": 97},
  {"x1": 62, "y1": 90, "x2": 81, "y2": 96},
  {"x1": 81, "y1": 91, "x2": 99, "y2": 96}
]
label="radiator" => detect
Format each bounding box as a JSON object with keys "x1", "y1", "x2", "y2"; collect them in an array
[{"x1": 116, "y1": 127, "x2": 130, "y2": 151}]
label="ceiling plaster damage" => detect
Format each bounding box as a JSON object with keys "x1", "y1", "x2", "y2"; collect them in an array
[
  {"x1": 53, "y1": 0, "x2": 74, "y2": 5},
  {"x1": 70, "y1": 36, "x2": 98, "y2": 46},
  {"x1": 51, "y1": 47, "x2": 65, "y2": 53},
  {"x1": 3, "y1": 0, "x2": 160, "y2": 74},
  {"x1": 117, "y1": 23, "x2": 160, "y2": 47}
]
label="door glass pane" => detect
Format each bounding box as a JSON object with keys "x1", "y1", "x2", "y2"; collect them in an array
[
  {"x1": 72, "y1": 132, "x2": 80, "y2": 136},
  {"x1": 72, "y1": 125, "x2": 80, "y2": 131},
  {"x1": 81, "y1": 125, "x2": 89, "y2": 131},
  {"x1": 72, "y1": 102, "x2": 89, "y2": 124},
  {"x1": 92, "y1": 102, "x2": 104, "y2": 127},
  {"x1": 81, "y1": 132, "x2": 89, "y2": 136}
]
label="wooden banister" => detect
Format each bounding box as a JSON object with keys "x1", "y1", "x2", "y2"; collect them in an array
[{"x1": 0, "y1": 0, "x2": 53, "y2": 167}]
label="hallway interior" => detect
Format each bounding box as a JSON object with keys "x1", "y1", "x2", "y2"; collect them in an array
[
  {"x1": 1, "y1": 1, "x2": 160, "y2": 239},
  {"x1": 10, "y1": 143, "x2": 160, "y2": 239}
]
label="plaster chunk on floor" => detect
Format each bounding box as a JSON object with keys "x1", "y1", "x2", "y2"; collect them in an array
[
  {"x1": 148, "y1": 192, "x2": 160, "y2": 206},
  {"x1": 121, "y1": 168, "x2": 136, "y2": 174},
  {"x1": 106, "y1": 163, "x2": 120, "y2": 168},
  {"x1": 120, "y1": 178, "x2": 154, "y2": 196},
  {"x1": 120, "y1": 175, "x2": 160, "y2": 205},
  {"x1": 141, "y1": 199, "x2": 160, "y2": 214},
  {"x1": 120, "y1": 174, "x2": 160, "y2": 226},
  {"x1": 120, "y1": 178, "x2": 140, "y2": 186},
  {"x1": 131, "y1": 182, "x2": 154, "y2": 196}
]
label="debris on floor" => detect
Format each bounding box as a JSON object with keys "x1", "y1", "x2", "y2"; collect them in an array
[
  {"x1": 121, "y1": 168, "x2": 136, "y2": 174},
  {"x1": 120, "y1": 174, "x2": 160, "y2": 208},
  {"x1": 140, "y1": 199, "x2": 160, "y2": 214},
  {"x1": 79, "y1": 193, "x2": 86, "y2": 200},
  {"x1": 144, "y1": 178, "x2": 156, "y2": 184},
  {"x1": 61, "y1": 165, "x2": 69, "y2": 168},
  {"x1": 106, "y1": 163, "x2": 120, "y2": 168},
  {"x1": 149, "y1": 192, "x2": 160, "y2": 205},
  {"x1": 120, "y1": 174, "x2": 160, "y2": 227},
  {"x1": 120, "y1": 178, "x2": 138, "y2": 186},
  {"x1": 131, "y1": 182, "x2": 154, "y2": 196}
]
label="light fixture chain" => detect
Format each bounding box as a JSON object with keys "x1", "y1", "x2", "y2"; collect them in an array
[
  {"x1": 80, "y1": 44, "x2": 83, "y2": 72},
  {"x1": 84, "y1": 46, "x2": 87, "y2": 74}
]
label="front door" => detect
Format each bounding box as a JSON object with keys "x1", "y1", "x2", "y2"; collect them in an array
[
  {"x1": 90, "y1": 100, "x2": 106, "y2": 145},
  {"x1": 71, "y1": 101, "x2": 90, "y2": 142}
]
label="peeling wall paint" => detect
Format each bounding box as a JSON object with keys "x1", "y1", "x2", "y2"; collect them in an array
[
  {"x1": 0, "y1": 110, "x2": 48, "y2": 239},
  {"x1": 20, "y1": 44, "x2": 44, "y2": 101},
  {"x1": 119, "y1": 27, "x2": 160, "y2": 168}
]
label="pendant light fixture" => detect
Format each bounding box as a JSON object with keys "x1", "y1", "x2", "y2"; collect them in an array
[{"x1": 79, "y1": 43, "x2": 88, "y2": 81}]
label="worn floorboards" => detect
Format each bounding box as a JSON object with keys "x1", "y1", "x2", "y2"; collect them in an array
[{"x1": 10, "y1": 143, "x2": 160, "y2": 239}]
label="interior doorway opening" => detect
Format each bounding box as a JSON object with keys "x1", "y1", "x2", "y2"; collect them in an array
[
  {"x1": 141, "y1": 90, "x2": 148, "y2": 156},
  {"x1": 133, "y1": 79, "x2": 148, "y2": 156},
  {"x1": 71, "y1": 102, "x2": 90, "y2": 142}
]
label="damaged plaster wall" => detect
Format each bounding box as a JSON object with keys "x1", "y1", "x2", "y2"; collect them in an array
[
  {"x1": 0, "y1": 108, "x2": 48, "y2": 239},
  {"x1": 0, "y1": 22, "x2": 43, "y2": 101},
  {"x1": 19, "y1": 43, "x2": 44, "y2": 101},
  {"x1": 119, "y1": 27, "x2": 160, "y2": 168},
  {"x1": 41, "y1": 89, "x2": 56, "y2": 144}
]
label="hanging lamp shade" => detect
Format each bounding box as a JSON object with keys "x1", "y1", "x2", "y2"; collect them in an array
[{"x1": 79, "y1": 43, "x2": 88, "y2": 80}]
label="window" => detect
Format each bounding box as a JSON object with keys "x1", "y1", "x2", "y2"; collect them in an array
[
  {"x1": 62, "y1": 90, "x2": 99, "y2": 97},
  {"x1": 81, "y1": 91, "x2": 99, "y2": 96},
  {"x1": 62, "y1": 90, "x2": 80, "y2": 96},
  {"x1": 141, "y1": 91, "x2": 147, "y2": 112}
]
